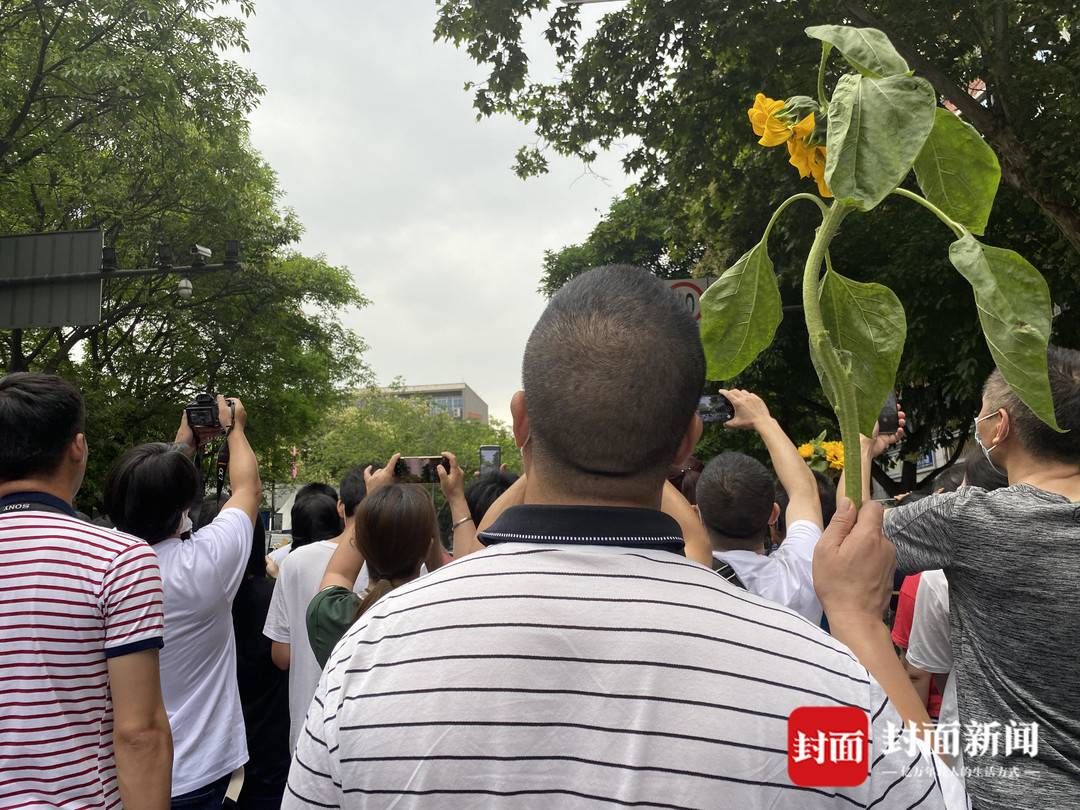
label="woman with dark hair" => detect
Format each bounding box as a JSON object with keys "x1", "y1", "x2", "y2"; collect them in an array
[
  {"x1": 306, "y1": 483, "x2": 438, "y2": 667},
  {"x1": 263, "y1": 490, "x2": 346, "y2": 749},
  {"x1": 287, "y1": 492, "x2": 342, "y2": 551},
  {"x1": 104, "y1": 396, "x2": 262, "y2": 810}
]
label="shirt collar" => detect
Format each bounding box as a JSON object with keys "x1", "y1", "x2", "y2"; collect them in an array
[
  {"x1": 0, "y1": 491, "x2": 78, "y2": 518},
  {"x1": 478, "y1": 504, "x2": 685, "y2": 555}
]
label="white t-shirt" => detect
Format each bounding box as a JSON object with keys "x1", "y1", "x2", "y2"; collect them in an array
[
  {"x1": 264, "y1": 541, "x2": 368, "y2": 750},
  {"x1": 268, "y1": 543, "x2": 290, "y2": 566},
  {"x1": 153, "y1": 507, "x2": 253, "y2": 795},
  {"x1": 907, "y1": 569, "x2": 964, "y2": 779},
  {"x1": 713, "y1": 519, "x2": 823, "y2": 623}
]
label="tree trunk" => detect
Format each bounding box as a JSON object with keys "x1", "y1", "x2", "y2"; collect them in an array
[{"x1": 7, "y1": 329, "x2": 26, "y2": 373}]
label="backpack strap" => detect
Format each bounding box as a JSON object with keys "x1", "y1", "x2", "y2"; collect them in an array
[{"x1": 711, "y1": 556, "x2": 747, "y2": 590}]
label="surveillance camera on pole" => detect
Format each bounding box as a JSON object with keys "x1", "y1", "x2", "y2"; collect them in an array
[
  {"x1": 0, "y1": 231, "x2": 243, "y2": 328},
  {"x1": 190, "y1": 244, "x2": 212, "y2": 267}
]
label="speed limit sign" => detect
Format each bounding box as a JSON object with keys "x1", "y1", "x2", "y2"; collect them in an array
[{"x1": 664, "y1": 278, "x2": 715, "y2": 321}]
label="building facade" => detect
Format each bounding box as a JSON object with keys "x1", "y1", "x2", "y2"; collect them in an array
[{"x1": 385, "y1": 383, "x2": 489, "y2": 423}]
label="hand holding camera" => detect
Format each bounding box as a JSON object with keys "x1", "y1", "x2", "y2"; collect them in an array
[{"x1": 181, "y1": 392, "x2": 246, "y2": 448}]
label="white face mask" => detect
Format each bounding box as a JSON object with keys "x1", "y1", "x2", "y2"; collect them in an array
[
  {"x1": 176, "y1": 509, "x2": 193, "y2": 538},
  {"x1": 973, "y1": 412, "x2": 1005, "y2": 475}
]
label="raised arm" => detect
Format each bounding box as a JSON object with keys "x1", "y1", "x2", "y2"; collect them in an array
[
  {"x1": 722, "y1": 389, "x2": 822, "y2": 528},
  {"x1": 109, "y1": 649, "x2": 173, "y2": 810},
  {"x1": 661, "y1": 480, "x2": 712, "y2": 567},
  {"x1": 837, "y1": 411, "x2": 906, "y2": 506},
  {"x1": 220, "y1": 397, "x2": 261, "y2": 524},
  {"x1": 319, "y1": 454, "x2": 398, "y2": 590},
  {"x1": 437, "y1": 451, "x2": 475, "y2": 560},
  {"x1": 475, "y1": 473, "x2": 527, "y2": 534},
  {"x1": 813, "y1": 498, "x2": 932, "y2": 730}
]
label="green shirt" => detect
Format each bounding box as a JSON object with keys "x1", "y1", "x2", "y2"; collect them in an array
[{"x1": 305, "y1": 585, "x2": 360, "y2": 668}]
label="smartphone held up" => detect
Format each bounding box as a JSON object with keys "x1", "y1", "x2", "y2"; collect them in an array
[{"x1": 394, "y1": 456, "x2": 451, "y2": 484}]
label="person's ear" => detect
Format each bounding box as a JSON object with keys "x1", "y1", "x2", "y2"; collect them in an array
[
  {"x1": 672, "y1": 413, "x2": 704, "y2": 468},
  {"x1": 995, "y1": 409, "x2": 1010, "y2": 445},
  {"x1": 510, "y1": 390, "x2": 530, "y2": 449},
  {"x1": 768, "y1": 502, "x2": 781, "y2": 527},
  {"x1": 69, "y1": 433, "x2": 88, "y2": 466},
  {"x1": 337, "y1": 501, "x2": 346, "y2": 521}
]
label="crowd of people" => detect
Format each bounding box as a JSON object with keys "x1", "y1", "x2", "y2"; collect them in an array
[{"x1": 0, "y1": 264, "x2": 1077, "y2": 810}]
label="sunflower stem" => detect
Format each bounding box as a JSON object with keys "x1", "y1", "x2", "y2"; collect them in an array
[
  {"x1": 801, "y1": 201, "x2": 863, "y2": 506},
  {"x1": 763, "y1": 192, "x2": 829, "y2": 246},
  {"x1": 816, "y1": 44, "x2": 832, "y2": 108},
  {"x1": 890, "y1": 187, "x2": 965, "y2": 238}
]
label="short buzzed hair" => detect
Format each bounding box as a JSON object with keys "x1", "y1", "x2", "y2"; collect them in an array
[
  {"x1": 983, "y1": 345, "x2": 1080, "y2": 464},
  {"x1": 697, "y1": 452, "x2": 776, "y2": 550},
  {"x1": 339, "y1": 466, "x2": 368, "y2": 518},
  {"x1": 0, "y1": 373, "x2": 85, "y2": 483},
  {"x1": 522, "y1": 266, "x2": 704, "y2": 490}
]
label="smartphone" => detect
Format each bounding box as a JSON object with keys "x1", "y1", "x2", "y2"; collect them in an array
[
  {"x1": 877, "y1": 392, "x2": 900, "y2": 434},
  {"x1": 395, "y1": 456, "x2": 450, "y2": 484},
  {"x1": 698, "y1": 394, "x2": 735, "y2": 424},
  {"x1": 479, "y1": 445, "x2": 501, "y2": 476}
]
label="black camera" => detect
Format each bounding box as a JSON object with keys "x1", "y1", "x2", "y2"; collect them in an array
[{"x1": 185, "y1": 392, "x2": 221, "y2": 432}]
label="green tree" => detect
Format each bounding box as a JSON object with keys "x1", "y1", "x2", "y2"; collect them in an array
[
  {"x1": 304, "y1": 387, "x2": 521, "y2": 484},
  {"x1": 435, "y1": 0, "x2": 1080, "y2": 258},
  {"x1": 436, "y1": 1, "x2": 1080, "y2": 492},
  {"x1": 0, "y1": 0, "x2": 369, "y2": 509}
]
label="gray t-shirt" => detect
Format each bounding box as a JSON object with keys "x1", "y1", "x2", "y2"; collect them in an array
[{"x1": 885, "y1": 484, "x2": 1080, "y2": 810}]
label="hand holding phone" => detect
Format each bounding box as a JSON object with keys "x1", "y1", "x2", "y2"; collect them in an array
[
  {"x1": 698, "y1": 394, "x2": 735, "y2": 425},
  {"x1": 479, "y1": 445, "x2": 501, "y2": 476}
]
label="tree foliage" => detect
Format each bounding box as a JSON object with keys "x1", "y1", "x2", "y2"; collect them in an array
[
  {"x1": 0, "y1": 0, "x2": 368, "y2": 509},
  {"x1": 435, "y1": 0, "x2": 1080, "y2": 258},
  {"x1": 437, "y1": 0, "x2": 1080, "y2": 491},
  {"x1": 303, "y1": 387, "x2": 521, "y2": 484}
]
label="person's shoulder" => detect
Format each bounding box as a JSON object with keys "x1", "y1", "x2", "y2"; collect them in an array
[
  {"x1": 783, "y1": 519, "x2": 822, "y2": 539},
  {"x1": 193, "y1": 506, "x2": 253, "y2": 540},
  {"x1": 280, "y1": 540, "x2": 334, "y2": 572},
  {"x1": 17, "y1": 512, "x2": 153, "y2": 559}
]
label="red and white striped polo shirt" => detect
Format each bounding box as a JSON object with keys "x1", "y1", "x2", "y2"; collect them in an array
[{"x1": 0, "y1": 500, "x2": 165, "y2": 809}]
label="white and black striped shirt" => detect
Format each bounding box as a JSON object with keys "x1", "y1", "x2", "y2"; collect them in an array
[{"x1": 286, "y1": 505, "x2": 955, "y2": 809}]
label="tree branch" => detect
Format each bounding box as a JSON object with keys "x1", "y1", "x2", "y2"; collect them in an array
[{"x1": 842, "y1": 0, "x2": 1080, "y2": 259}]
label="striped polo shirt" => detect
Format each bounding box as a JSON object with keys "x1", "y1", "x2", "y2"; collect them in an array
[
  {"x1": 0, "y1": 495, "x2": 165, "y2": 809},
  {"x1": 285, "y1": 505, "x2": 953, "y2": 809}
]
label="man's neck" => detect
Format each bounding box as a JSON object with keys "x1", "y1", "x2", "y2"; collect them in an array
[
  {"x1": 709, "y1": 533, "x2": 767, "y2": 557},
  {"x1": 0, "y1": 477, "x2": 73, "y2": 505},
  {"x1": 521, "y1": 474, "x2": 662, "y2": 511},
  {"x1": 1005, "y1": 451, "x2": 1080, "y2": 500},
  {"x1": 329, "y1": 518, "x2": 356, "y2": 547}
]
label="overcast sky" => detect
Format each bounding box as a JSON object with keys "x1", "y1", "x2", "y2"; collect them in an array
[{"x1": 238, "y1": 2, "x2": 630, "y2": 425}]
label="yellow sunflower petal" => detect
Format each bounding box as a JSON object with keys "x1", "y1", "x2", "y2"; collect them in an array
[
  {"x1": 786, "y1": 138, "x2": 814, "y2": 179},
  {"x1": 791, "y1": 112, "x2": 815, "y2": 141},
  {"x1": 749, "y1": 93, "x2": 793, "y2": 147},
  {"x1": 810, "y1": 146, "x2": 832, "y2": 198}
]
